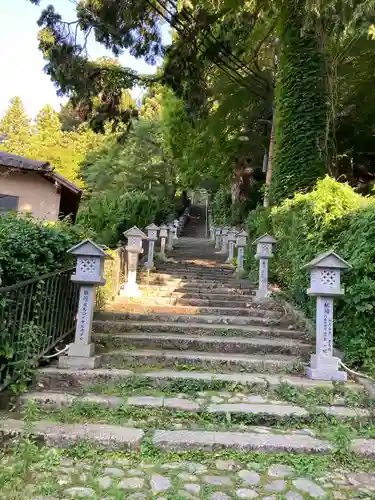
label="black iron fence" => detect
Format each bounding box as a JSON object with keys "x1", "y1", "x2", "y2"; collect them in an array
[{"x1": 0, "y1": 267, "x2": 79, "y2": 392}]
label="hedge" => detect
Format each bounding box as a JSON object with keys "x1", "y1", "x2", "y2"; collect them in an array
[{"x1": 246, "y1": 176, "x2": 375, "y2": 373}]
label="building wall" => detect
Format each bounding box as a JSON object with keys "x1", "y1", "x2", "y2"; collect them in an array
[{"x1": 0, "y1": 170, "x2": 61, "y2": 220}]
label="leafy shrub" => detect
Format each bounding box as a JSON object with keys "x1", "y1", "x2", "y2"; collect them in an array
[
  {"x1": 212, "y1": 187, "x2": 232, "y2": 226},
  {"x1": 78, "y1": 190, "x2": 173, "y2": 248},
  {"x1": 0, "y1": 213, "x2": 88, "y2": 286},
  {"x1": 246, "y1": 176, "x2": 375, "y2": 372}
]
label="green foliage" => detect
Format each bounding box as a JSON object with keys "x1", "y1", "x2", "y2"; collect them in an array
[
  {"x1": 0, "y1": 213, "x2": 86, "y2": 286},
  {"x1": 271, "y1": 0, "x2": 327, "y2": 203},
  {"x1": 247, "y1": 176, "x2": 375, "y2": 371},
  {"x1": 212, "y1": 187, "x2": 232, "y2": 226},
  {"x1": 0, "y1": 97, "x2": 108, "y2": 186}
]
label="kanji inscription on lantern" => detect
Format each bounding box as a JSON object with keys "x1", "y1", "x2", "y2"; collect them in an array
[{"x1": 79, "y1": 288, "x2": 90, "y2": 341}]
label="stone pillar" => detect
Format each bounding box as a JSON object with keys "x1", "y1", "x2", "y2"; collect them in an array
[
  {"x1": 226, "y1": 229, "x2": 237, "y2": 264},
  {"x1": 303, "y1": 251, "x2": 351, "y2": 381},
  {"x1": 159, "y1": 224, "x2": 168, "y2": 261},
  {"x1": 120, "y1": 226, "x2": 147, "y2": 297},
  {"x1": 235, "y1": 230, "x2": 248, "y2": 274},
  {"x1": 219, "y1": 227, "x2": 229, "y2": 254},
  {"x1": 252, "y1": 234, "x2": 277, "y2": 299},
  {"x1": 215, "y1": 228, "x2": 221, "y2": 249},
  {"x1": 167, "y1": 224, "x2": 174, "y2": 251},
  {"x1": 145, "y1": 223, "x2": 159, "y2": 269},
  {"x1": 59, "y1": 239, "x2": 110, "y2": 369}
]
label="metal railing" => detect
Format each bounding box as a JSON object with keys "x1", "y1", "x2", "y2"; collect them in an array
[{"x1": 0, "y1": 267, "x2": 79, "y2": 391}]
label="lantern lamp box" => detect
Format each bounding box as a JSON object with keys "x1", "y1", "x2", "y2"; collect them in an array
[
  {"x1": 146, "y1": 223, "x2": 159, "y2": 241},
  {"x1": 252, "y1": 233, "x2": 277, "y2": 259},
  {"x1": 124, "y1": 226, "x2": 147, "y2": 253},
  {"x1": 236, "y1": 229, "x2": 248, "y2": 247},
  {"x1": 68, "y1": 239, "x2": 111, "y2": 285},
  {"x1": 160, "y1": 224, "x2": 169, "y2": 238},
  {"x1": 302, "y1": 250, "x2": 351, "y2": 297}
]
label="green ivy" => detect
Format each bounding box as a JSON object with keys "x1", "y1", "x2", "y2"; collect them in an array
[
  {"x1": 271, "y1": 0, "x2": 328, "y2": 203},
  {"x1": 211, "y1": 187, "x2": 232, "y2": 226}
]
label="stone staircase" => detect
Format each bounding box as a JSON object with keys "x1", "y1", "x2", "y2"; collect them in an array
[{"x1": 1, "y1": 218, "x2": 375, "y2": 499}]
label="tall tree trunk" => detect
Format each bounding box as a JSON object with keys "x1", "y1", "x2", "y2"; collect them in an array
[{"x1": 263, "y1": 111, "x2": 276, "y2": 208}]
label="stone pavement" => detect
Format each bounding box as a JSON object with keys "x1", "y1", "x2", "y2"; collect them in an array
[{"x1": 3, "y1": 451, "x2": 375, "y2": 499}]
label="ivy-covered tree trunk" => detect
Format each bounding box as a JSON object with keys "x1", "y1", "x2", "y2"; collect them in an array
[{"x1": 271, "y1": 0, "x2": 328, "y2": 203}]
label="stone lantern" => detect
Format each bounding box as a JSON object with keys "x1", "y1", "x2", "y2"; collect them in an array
[
  {"x1": 159, "y1": 224, "x2": 168, "y2": 261},
  {"x1": 226, "y1": 229, "x2": 237, "y2": 264},
  {"x1": 236, "y1": 229, "x2": 248, "y2": 273},
  {"x1": 60, "y1": 239, "x2": 111, "y2": 369},
  {"x1": 167, "y1": 223, "x2": 174, "y2": 250},
  {"x1": 303, "y1": 250, "x2": 351, "y2": 381},
  {"x1": 214, "y1": 228, "x2": 221, "y2": 250},
  {"x1": 173, "y1": 219, "x2": 179, "y2": 241},
  {"x1": 120, "y1": 226, "x2": 147, "y2": 297},
  {"x1": 252, "y1": 234, "x2": 277, "y2": 299},
  {"x1": 145, "y1": 223, "x2": 159, "y2": 269},
  {"x1": 220, "y1": 227, "x2": 230, "y2": 254}
]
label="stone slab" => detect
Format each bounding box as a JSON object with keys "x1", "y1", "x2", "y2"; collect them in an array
[
  {"x1": 152, "y1": 429, "x2": 333, "y2": 454},
  {"x1": 207, "y1": 403, "x2": 308, "y2": 417},
  {"x1": 59, "y1": 355, "x2": 101, "y2": 370},
  {"x1": 351, "y1": 438, "x2": 375, "y2": 458},
  {"x1": 101, "y1": 349, "x2": 297, "y2": 373},
  {"x1": 20, "y1": 392, "x2": 125, "y2": 409},
  {"x1": 0, "y1": 419, "x2": 143, "y2": 450},
  {"x1": 316, "y1": 406, "x2": 370, "y2": 419}
]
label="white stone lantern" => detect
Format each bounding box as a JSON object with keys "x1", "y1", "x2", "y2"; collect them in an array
[
  {"x1": 145, "y1": 223, "x2": 159, "y2": 269},
  {"x1": 214, "y1": 228, "x2": 221, "y2": 250},
  {"x1": 220, "y1": 227, "x2": 230, "y2": 254},
  {"x1": 226, "y1": 229, "x2": 237, "y2": 264},
  {"x1": 252, "y1": 234, "x2": 277, "y2": 299},
  {"x1": 210, "y1": 225, "x2": 215, "y2": 242},
  {"x1": 120, "y1": 226, "x2": 147, "y2": 297},
  {"x1": 159, "y1": 224, "x2": 168, "y2": 260},
  {"x1": 167, "y1": 223, "x2": 174, "y2": 250},
  {"x1": 60, "y1": 239, "x2": 111, "y2": 369},
  {"x1": 235, "y1": 229, "x2": 248, "y2": 273},
  {"x1": 303, "y1": 250, "x2": 351, "y2": 381},
  {"x1": 173, "y1": 219, "x2": 179, "y2": 241}
]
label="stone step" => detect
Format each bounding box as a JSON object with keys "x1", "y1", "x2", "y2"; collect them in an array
[
  {"x1": 0, "y1": 418, "x2": 143, "y2": 450},
  {"x1": 152, "y1": 429, "x2": 333, "y2": 454},
  {"x1": 176, "y1": 297, "x2": 272, "y2": 309},
  {"x1": 20, "y1": 392, "x2": 370, "y2": 421},
  {"x1": 35, "y1": 367, "x2": 362, "y2": 393},
  {"x1": 94, "y1": 312, "x2": 293, "y2": 328},
  {"x1": 103, "y1": 303, "x2": 285, "y2": 319},
  {"x1": 114, "y1": 297, "x2": 283, "y2": 316},
  {"x1": 138, "y1": 285, "x2": 257, "y2": 298},
  {"x1": 155, "y1": 266, "x2": 234, "y2": 275},
  {"x1": 93, "y1": 320, "x2": 305, "y2": 339},
  {"x1": 140, "y1": 277, "x2": 254, "y2": 290},
  {"x1": 94, "y1": 333, "x2": 311, "y2": 356},
  {"x1": 99, "y1": 348, "x2": 300, "y2": 373}
]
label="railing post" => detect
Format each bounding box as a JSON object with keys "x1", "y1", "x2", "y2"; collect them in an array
[
  {"x1": 253, "y1": 234, "x2": 277, "y2": 299},
  {"x1": 59, "y1": 239, "x2": 111, "y2": 369},
  {"x1": 236, "y1": 230, "x2": 248, "y2": 274},
  {"x1": 167, "y1": 223, "x2": 174, "y2": 251},
  {"x1": 215, "y1": 228, "x2": 221, "y2": 249},
  {"x1": 226, "y1": 229, "x2": 237, "y2": 264},
  {"x1": 120, "y1": 226, "x2": 147, "y2": 297},
  {"x1": 160, "y1": 224, "x2": 168, "y2": 260},
  {"x1": 303, "y1": 251, "x2": 351, "y2": 381},
  {"x1": 145, "y1": 223, "x2": 159, "y2": 269}
]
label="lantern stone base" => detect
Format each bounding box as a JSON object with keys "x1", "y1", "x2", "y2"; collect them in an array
[
  {"x1": 255, "y1": 289, "x2": 271, "y2": 300},
  {"x1": 59, "y1": 354, "x2": 100, "y2": 370},
  {"x1": 306, "y1": 354, "x2": 347, "y2": 382},
  {"x1": 120, "y1": 282, "x2": 141, "y2": 297}
]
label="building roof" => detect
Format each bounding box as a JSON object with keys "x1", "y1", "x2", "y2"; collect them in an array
[
  {"x1": 0, "y1": 151, "x2": 51, "y2": 171},
  {"x1": 0, "y1": 151, "x2": 82, "y2": 195}
]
